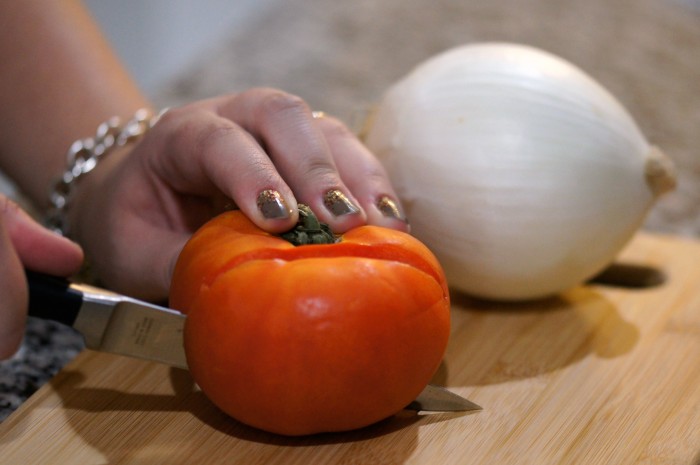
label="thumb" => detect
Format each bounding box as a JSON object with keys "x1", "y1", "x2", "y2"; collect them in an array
[
  {"x1": 2, "y1": 196, "x2": 83, "y2": 276},
  {"x1": 0, "y1": 205, "x2": 27, "y2": 358},
  {"x1": 0, "y1": 196, "x2": 83, "y2": 359}
]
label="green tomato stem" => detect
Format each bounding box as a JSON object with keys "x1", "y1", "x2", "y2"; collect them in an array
[{"x1": 280, "y1": 204, "x2": 337, "y2": 246}]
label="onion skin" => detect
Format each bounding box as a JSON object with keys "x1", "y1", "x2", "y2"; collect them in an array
[{"x1": 365, "y1": 42, "x2": 676, "y2": 301}]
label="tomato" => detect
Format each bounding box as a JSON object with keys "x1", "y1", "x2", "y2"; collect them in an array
[{"x1": 170, "y1": 207, "x2": 451, "y2": 436}]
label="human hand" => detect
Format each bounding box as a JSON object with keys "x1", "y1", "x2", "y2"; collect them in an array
[
  {"x1": 70, "y1": 88, "x2": 408, "y2": 303},
  {"x1": 0, "y1": 195, "x2": 83, "y2": 359}
]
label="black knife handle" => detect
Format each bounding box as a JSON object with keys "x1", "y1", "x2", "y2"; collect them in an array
[{"x1": 26, "y1": 270, "x2": 83, "y2": 326}]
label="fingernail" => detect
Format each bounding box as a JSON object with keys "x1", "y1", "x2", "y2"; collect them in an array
[
  {"x1": 323, "y1": 189, "x2": 360, "y2": 217},
  {"x1": 257, "y1": 189, "x2": 292, "y2": 219},
  {"x1": 376, "y1": 195, "x2": 407, "y2": 222}
]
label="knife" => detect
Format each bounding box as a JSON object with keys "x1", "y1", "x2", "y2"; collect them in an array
[
  {"x1": 26, "y1": 270, "x2": 481, "y2": 413},
  {"x1": 26, "y1": 270, "x2": 188, "y2": 369}
]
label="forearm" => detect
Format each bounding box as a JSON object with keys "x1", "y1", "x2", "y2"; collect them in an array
[{"x1": 0, "y1": 0, "x2": 151, "y2": 207}]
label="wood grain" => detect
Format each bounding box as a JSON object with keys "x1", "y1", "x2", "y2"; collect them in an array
[{"x1": 1, "y1": 232, "x2": 699, "y2": 464}]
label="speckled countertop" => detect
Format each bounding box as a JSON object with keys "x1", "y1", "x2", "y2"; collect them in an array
[
  {"x1": 0, "y1": 318, "x2": 83, "y2": 421},
  {"x1": 2, "y1": 0, "x2": 699, "y2": 423}
]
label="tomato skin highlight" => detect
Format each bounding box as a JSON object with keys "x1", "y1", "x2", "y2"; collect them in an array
[{"x1": 170, "y1": 210, "x2": 451, "y2": 436}]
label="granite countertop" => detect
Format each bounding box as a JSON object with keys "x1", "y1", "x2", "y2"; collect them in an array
[
  {"x1": 0, "y1": 318, "x2": 83, "y2": 421},
  {"x1": 2, "y1": 0, "x2": 699, "y2": 423}
]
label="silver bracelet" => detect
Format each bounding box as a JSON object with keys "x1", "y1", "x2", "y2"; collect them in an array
[{"x1": 46, "y1": 108, "x2": 166, "y2": 236}]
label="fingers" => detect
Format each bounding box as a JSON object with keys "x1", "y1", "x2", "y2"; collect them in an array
[
  {"x1": 217, "y1": 89, "x2": 369, "y2": 232},
  {"x1": 1, "y1": 196, "x2": 84, "y2": 275},
  {"x1": 0, "y1": 195, "x2": 83, "y2": 358},
  {"x1": 147, "y1": 88, "x2": 408, "y2": 235},
  {"x1": 150, "y1": 106, "x2": 299, "y2": 233},
  {"x1": 0, "y1": 206, "x2": 27, "y2": 358},
  {"x1": 312, "y1": 114, "x2": 410, "y2": 233}
]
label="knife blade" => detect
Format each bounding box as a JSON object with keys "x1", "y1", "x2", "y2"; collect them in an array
[
  {"x1": 26, "y1": 270, "x2": 187, "y2": 369},
  {"x1": 26, "y1": 270, "x2": 481, "y2": 412},
  {"x1": 406, "y1": 384, "x2": 482, "y2": 412}
]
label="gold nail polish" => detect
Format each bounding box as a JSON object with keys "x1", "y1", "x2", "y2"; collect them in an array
[
  {"x1": 324, "y1": 189, "x2": 360, "y2": 217},
  {"x1": 257, "y1": 189, "x2": 291, "y2": 219},
  {"x1": 376, "y1": 195, "x2": 407, "y2": 222}
]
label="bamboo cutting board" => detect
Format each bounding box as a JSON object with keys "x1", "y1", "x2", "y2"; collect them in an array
[{"x1": 1, "y1": 232, "x2": 699, "y2": 464}]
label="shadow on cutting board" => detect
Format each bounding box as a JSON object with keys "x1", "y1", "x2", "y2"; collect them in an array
[
  {"x1": 42, "y1": 362, "x2": 466, "y2": 463},
  {"x1": 440, "y1": 264, "x2": 646, "y2": 388}
]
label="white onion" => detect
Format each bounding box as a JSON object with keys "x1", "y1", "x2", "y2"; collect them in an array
[{"x1": 365, "y1": 42, "x2": 676, "y2": 301}]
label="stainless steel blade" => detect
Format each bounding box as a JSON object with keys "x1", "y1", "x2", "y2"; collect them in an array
[
  {"x1": 70, "y1": 282, "x2": 188, "y2": 369},
  {"x1": 99, "y1": 299, "x2": 187, "y2": 369},
  {"x1": 406, "y1": 384, "x2": 482, "y2": 412}
]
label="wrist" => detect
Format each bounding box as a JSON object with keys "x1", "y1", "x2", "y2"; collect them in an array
[{"x1": 45, "y1": 108, "x2": 165, "y2": 237}]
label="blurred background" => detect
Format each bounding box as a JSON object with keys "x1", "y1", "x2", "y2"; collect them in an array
[{"x1": 86, "y1": 0, "x2": 700, "y2": 237}]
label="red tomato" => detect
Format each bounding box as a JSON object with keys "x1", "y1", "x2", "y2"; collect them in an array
[{"x1": 170, "y1": 208, "x2": 450, "y2": 435}]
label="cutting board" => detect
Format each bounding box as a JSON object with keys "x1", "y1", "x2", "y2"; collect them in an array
[{"x1": 1, "y1": 232, "x2": 699, "y2": 464}]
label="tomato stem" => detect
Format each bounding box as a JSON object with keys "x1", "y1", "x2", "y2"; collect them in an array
[{"x1": 280, "y1": 204, "x2": 337, "y2": 245}]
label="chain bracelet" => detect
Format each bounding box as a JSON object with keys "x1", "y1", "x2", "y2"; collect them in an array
[{"x1": 46, "y1": 108, "x2": 166, "y2": 236}]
